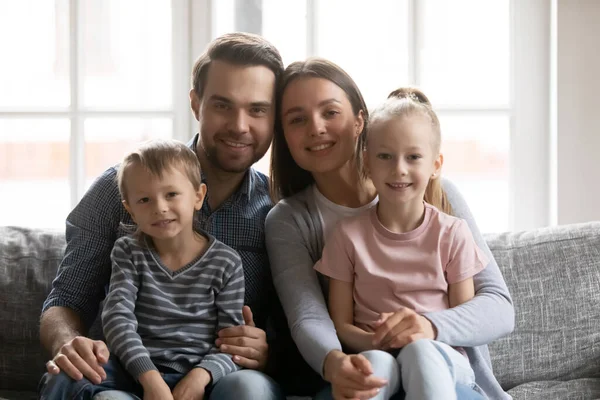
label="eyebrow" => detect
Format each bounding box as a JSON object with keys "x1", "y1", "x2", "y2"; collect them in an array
[
  {"x1": 283, "y1": 98, "x2": 342, "y2": 117},
  {"x1": 208, "y1": 95, "x2": 272, "y2": 108}
]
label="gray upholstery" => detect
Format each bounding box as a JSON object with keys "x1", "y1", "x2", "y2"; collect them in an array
[
  {"x1": 485, "y1": 222, "x2": 600, "y2": 399},
  {"x1": 1, "y1": 222, "x2": 600, "y2": 399}
]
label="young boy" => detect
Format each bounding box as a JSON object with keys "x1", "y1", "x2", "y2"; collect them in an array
[{"x1": 98, "y1": 139, "x2": 244, "y2": 400}]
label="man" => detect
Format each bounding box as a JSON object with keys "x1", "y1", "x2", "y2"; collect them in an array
[{"x1": 39, "y1": 32, "x2": 292, "y2": 400}]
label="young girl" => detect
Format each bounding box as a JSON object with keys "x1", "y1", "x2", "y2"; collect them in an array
[
  {"x1": 314, "y1": 88, "x2": 491, "y2": 400},
  {"x1": 96, "y1": 139, "x2": 244, "y2": 400}
]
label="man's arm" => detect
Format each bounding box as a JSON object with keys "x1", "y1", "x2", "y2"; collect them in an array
[{"x1": 40, "y1": 167, "x2": 124, "y2": 381}]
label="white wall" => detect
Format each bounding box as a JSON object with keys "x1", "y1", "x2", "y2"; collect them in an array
[{"x1": 556, "y1": 0, "x2": 600, "y2": 224}]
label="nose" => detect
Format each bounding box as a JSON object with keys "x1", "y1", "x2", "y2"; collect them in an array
[
  {"x1": 394, "y1": 158, "x2": 408, "y2": 176},
  {"x1": 153, "y1": 198, "x2": 168, "y2": 214},
  {"x1": 309, "y1": 115, "x2": 326, "y2": 137},
  {"x1": 228, "y1": 109, "x2": 250, "y2": 135}
]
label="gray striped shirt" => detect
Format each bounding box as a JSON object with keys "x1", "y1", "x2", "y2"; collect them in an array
[{"x1": 101, "y1": 232, "x2": 244, "y2": 382}]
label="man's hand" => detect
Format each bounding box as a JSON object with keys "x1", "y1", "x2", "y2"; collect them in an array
[
  {"x1": 172, "y1": 368, "x2": 211, "y2": 400},
  {"x1": 45, "y1": 336, "x2": 109, "y2": 384},
  {"x1": 324, "y1": 350, "x2": 387, "y2": 400},
  {"x1": 216, "y1": 306, "x2": 268, "y2": 370},
  {"x1": 372, "y1": 308, "x2": 436, "y2": 350}
]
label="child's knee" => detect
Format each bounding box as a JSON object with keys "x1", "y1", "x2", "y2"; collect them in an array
[
  {"x1": 360, "y1": 349, "x2": 396, "y2": 366},
  {"x1": 397, "y1": 338, "x2": 437, "y2": 363}
]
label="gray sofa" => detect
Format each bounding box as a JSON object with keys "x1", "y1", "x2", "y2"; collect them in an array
[{"x1": 1, "y1": 222, "x2": 600, "y2": 400}]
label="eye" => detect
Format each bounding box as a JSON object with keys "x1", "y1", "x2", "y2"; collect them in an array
[
  {"x1": 408, "y1": 154, "x2": 422, "y2": 161},
  {"x1": 250, "y1": 107, "x2": 267, "y2": 116},
  {"x1": 288, "y1": 115, "x2": 305, "y2": 125},
  {"x1": 166, "y1": 192, "x2": 178, "y2": 198},
  {"x1": 324, "y1": 109, "x2": 340, "y2": 118},
  {"x1": 376, "y1": 153, "x2": 392, "y2": 160},
  {"x1": 137, "y1": 197, "x2": 149, "y2": 204},
  {"x1": 214, "y1": 102, "x2": 230, "y2": 110}
]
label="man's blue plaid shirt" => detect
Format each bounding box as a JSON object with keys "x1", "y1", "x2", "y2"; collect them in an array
[{"x1": 42, "y1": 134, "x2": 275, "y2": 331}]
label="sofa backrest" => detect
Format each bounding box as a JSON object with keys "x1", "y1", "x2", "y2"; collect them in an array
[
  {"x1": 486, "y1": 221, "x2": 600, "y2": 390},
  {"x1": 0, "y1": 226, "x2": 66, "y2": 392},
  {"x1": 2, "y1": 222, "x2": 600, "y2": 392}
]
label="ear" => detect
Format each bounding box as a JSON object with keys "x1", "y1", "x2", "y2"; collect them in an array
[
  {"x1": 354, "y1": 110, "x2": 365, "y2": 138},
  {"x1": 190, "y1": 89, "x2": 200, "y2": 121},
  {"x1": 194, "y1": 183, "x2": 208, "y2": 211},
  {"x1": 122, "y1": 200, "x2": 136, "y2": 223},
  {"x1": 431, "y1": 153, "x2": 443, "y2": 179}
]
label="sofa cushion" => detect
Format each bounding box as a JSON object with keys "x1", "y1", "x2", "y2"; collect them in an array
[
  {"x1": 507, "y1": 378, "x2": 600, "y2": 400},
  {"x1": 0, "y1": 226, "x2": 66, "y2": 392},
  {"x1": 485, "y1": 222, "x2": 600, "y2": 391}
]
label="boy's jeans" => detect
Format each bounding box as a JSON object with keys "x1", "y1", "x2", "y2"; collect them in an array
[
  {"x1": 38, "y1": 355, "x2": 284, "y2": 400},
  {"x1": 315, "y1": 339, "x2": 485, "y2": 400}
]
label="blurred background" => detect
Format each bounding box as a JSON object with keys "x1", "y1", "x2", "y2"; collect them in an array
[{"x1": 0, "y1": 0, "x2": 598, "y2": 232}]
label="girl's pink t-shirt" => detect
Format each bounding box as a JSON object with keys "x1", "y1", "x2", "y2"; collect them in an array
[{"x1": 314, "y1": 202, "x2": 488, "y2": 332}]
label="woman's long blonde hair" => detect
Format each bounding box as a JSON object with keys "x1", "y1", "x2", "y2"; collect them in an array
[{"x1": 368, "y1": 87, "x2": 453, "y2": 215}]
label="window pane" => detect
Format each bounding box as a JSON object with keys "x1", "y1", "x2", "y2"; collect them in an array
[
  {"x1": 80, "y1": 1, "x2": 172, "y2": 109},
  {"x1": 84, "y1": 118, "x2": 172, "y2": 187},
  {"x1": 0, "y1": 0, "x2": 70, "y2": 108},
  {"x1": 316, "y1": 0, "x2": 410, "y2": 108},
  {"x1": 262, "y1": 0, "x2": 306, "y2": 66},
  {"x1": 420, "y1": 0, "x2": 510, "y2": 107},
  {"x1": 0, "y1": 119, "x2": 70, "y2": 228},
  {"x1": 212, "y1": 0, "x2": 306, "y2": 67},
  {"x1": 439, "y1": 114, "x2": 509, "y2": 233}
]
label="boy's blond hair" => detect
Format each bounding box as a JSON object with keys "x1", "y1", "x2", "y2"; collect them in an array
[{"x1": 117, "y1": 139, "x2": 202, "y2": 203}]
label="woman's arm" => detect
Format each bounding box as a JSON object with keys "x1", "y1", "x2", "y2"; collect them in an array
[
  {"x1": 329, "y1": 279, "x2": 375, "y2": 353},
  {"x1": 265, "y1": 203, "x2": 342, "y2": 376},
  {"x1": 423, "y1": 179, "x2": 515, "y2": 347}
]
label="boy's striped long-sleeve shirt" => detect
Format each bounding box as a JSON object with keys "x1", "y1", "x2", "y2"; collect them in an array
[{"x1": 101, "y1": 233, "x2": 245, "y2": 382}]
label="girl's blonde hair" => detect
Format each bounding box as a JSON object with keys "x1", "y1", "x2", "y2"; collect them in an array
[
  {"x1": 117, "y1": 139, "x2": 203, "y2": 240},
  {"x1": 368, "y1": 87, "x2": 453, "y2": 215}
]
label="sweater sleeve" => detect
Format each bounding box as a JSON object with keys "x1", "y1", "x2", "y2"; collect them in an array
[
  {"x1": 265, "y1": 203, "x2": 342, "y2": 377},
  {"x1": 101, "y1": 239, "x2": 156, "y2": 380},
  {"x1": 197, "y1": 251, "x2": 245, "y2": 383},
  {"x1": 423, "y1": 178, "x2": 515, "y2": 347}
]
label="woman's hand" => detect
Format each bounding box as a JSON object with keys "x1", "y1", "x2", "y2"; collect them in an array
[
  {"x1": 372, "y1": 308, "x2": 437, "y2": 350},
  {"x1": 324, "y1": 350, "x2": 387, "y2": 400}
]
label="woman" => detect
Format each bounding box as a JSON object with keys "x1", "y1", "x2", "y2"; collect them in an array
[{"x1": 265, "y1": 58, "x2": 514, "y2": 400}]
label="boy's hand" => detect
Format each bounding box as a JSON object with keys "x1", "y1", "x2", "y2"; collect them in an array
[
  {"x1": 45, "y1": 336, "x2": 109, "y2": 384},
  {"x1": 172, "y1": 368, "x2": 211, "y2": 400},
  {"x1": 139, "y1": 370, "x2": 173, "y2": 400},
  {"x1": 216, "y1": 306, "x2": 268, "y2": 370}
]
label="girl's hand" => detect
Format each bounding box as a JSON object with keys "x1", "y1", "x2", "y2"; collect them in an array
[
  {"x1": 372, "y1": 308, "x2": 436, "y2": 350},
  {"x1": 324, "y1": 350, "x2": 387, "y2": 400},
  {"x1": 172, "y1": 368, "x2": 211, "y2": 400}
]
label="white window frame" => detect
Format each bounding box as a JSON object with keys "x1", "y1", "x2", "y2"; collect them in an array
[
  {"x1": 0, "y1": 0, "x2": 193, "y2": 210},
  {"x1": 193, "y1": 0, "x2": 553, "y2": 231}
]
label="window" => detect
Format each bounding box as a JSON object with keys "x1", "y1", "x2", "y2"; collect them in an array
[
  {"x1": 213, "y1": 0, "x2": 512, "y2": 232},
  {"x1": 2, "y1": 1, "x2": 550, "y2": 233},
  {"x1": 0, "y1": 0, "x2": 189, "y2": 228}
]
